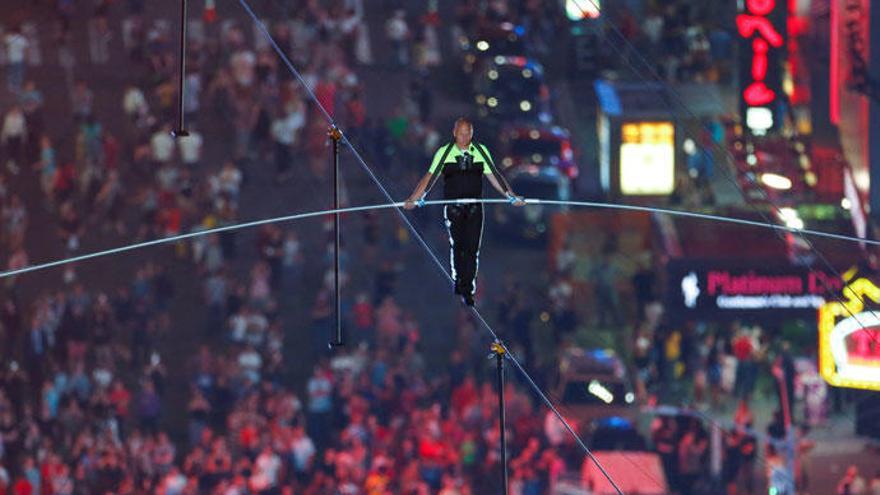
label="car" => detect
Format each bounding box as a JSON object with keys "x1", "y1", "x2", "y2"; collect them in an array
[
  {"x1": 553, "y1": 347, "x2": 638, "y2": 424},
  {"x1": 458, "y1": 20, "x2": 527, "y2": 74},
  {"x1": 474, "y1": 56, "x2": 552, "y2": 124},
  {"x1": 588, "y1": 416, "x2": 648, "y2": 451},
  {"x1": 498, "y1": 124, "x2": 578, "y2": 180},
  {"x1": 492, "y1": 166, "x2": 570, "y2": 242}
]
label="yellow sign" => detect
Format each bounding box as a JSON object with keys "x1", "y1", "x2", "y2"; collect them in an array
[
  {"x1": 619, "y1": 122, "x2": 675, "y2": 196},
  {"x1": 818, "y1": 276, "x2": 880, "y2": 391}
]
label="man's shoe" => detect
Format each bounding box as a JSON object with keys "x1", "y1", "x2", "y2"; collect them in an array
[
  {"x1": 462, "y1": 293, "x2": 474, "y2": 307},
  {"x1": 454, "y1": 281, "x2": 469, "y2": 296}
]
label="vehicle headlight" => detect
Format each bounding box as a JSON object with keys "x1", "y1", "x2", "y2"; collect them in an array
[
  {"x1": 520, "y1": 100, "x2": 532, "y2": 112},
  {"x1": 588, "y1": 380, "x2": 615, "y2": 404}
]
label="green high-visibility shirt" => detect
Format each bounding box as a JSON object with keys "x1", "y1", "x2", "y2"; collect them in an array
[{"x1": 428, "y1": 142, "x2": 493, "y2": 175}]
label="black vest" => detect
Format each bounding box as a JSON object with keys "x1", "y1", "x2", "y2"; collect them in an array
[{"x1": 442, "y1": 146, "x2": 485, "y2": 199}]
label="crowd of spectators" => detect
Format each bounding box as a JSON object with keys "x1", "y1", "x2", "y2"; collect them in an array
[
  {"x1": 0, "y1": 1, "x2": 600, "y2": 494},
  {"x1": 0, "y1": 1, "x2": 860, "y2": 495},
  {"x1": 604, "y1": 0, "x2": 735, "y2": 85},
  {"x1": 549, "y1": 218, "x2": 837, "y2": 495},
  {"x1": 835, "y1": 465, "x2": 880, "y2": 495}
]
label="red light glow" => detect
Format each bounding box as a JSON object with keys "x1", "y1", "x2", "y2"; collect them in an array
[
  {"x1": 830, "y1": 0, "x2": 840, "y2": 123},
  {"x1": 737, "y1": 0, "x2": 784, "y2": 128},
  {"x1": 744, "y1": 82, "x2": 776, "y2": 106}
]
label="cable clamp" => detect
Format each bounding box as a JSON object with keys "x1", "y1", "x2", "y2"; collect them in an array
[{"x1": 490, "y1": 340, "x2": 506, "y2": 357}]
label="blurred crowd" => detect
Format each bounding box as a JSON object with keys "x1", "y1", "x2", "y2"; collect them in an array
[
  {"x1": 607, "y1": 0, "x2": 735, "y2": 85},
  {"x1": 0, "y1": 1, "x2": 854, "y2": 495},
  {"x1": 0, "y1": 1, "x2": 595, "y2": 494},
  {"x1": 835, "y1": 465, "x2": 880, "y2": 495}
]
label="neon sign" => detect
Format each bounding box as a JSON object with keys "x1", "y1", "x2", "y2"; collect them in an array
[
  {"x1": 619, "y1": 122, "x2": 675, "y2": 196},
  {"x1": 818, "y1": 276, "x2": 880, "y2": 391},
  {"x1": 737, "y1": 0, "x2": 785, "y2": 134},
  {"x1": 707, "y1": 270, "x2": 842, "y2": 296},
  {"x1": 666, "y1": 261, "x2": 839, "y2": 319}
]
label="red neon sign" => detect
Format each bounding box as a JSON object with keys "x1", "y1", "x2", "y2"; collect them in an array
[
  {"x1": 830, "y1": 0, "x2": 840, "y2": 123},
  {"x1": 849, "y1": 329, "x2": 880, "y2": 361},
  {"x1": 706, "y1": 270, "x2": 841, "y2": 296},
  {"x1": 819, "y1": 278, "x2": 880, "y2": 391},
  {"x1": 737, "y1": 0, "x2": 784, "y2": 108}
]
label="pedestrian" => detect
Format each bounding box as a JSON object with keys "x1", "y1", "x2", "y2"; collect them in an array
[
  {"x1": 1, "y1": 106, "x2": 26, "y2": 174},
  {"x1": 183, "y1": 72, "x2": 202, "y2": 125},
  {"x1": 19, "y1": 81, "x2": 44, "y2": 163},
  {"x1": 177, "y1": 127, "x2": 203, "y2": 168},
  {"x1": 869, "y1": 470, "x2": 880, "y2": 495},
  {"x1": 592, "y1": 248, "x2": 622, "y2": 327},
  {"x1": 385, "y1": 10, "x2": 410, "y2": 67},
  {"x1": 838, "y1": 465, "x2": 867, "y2": 495},
  {"x1": 677, "y1": 422, "x2": 708, "y2": 495},
  {"x1": 150, "y1": 123, "x2": 175, "y2": 166},
  {"x1": 270, "y1": 100, "x2": 305, "y2": 182},
  {"x1": 4, "y1": 27, "x2": 29, "y2": 93},
  {"x1": 71, "y1": 80, "x2": 94, "y2": 123},
  {"x1": 123, "y1": 84, "x2": 150, "y2": 127}
]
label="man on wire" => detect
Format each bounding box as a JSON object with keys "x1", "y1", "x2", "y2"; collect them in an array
[{"x1": 404, "y1": 117, "x2": 524, "y2": 306}]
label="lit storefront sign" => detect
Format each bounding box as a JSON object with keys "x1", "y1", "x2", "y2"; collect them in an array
[
  {"x1": 818, "y1": 276, "x2": 880, "y2": 391},
  {"x1": 831, "y1": 0, "x2": 876, "y2": 123},
  {"x1": 829, "y1": 0, "x2": 873, "y2": 204},
  {"x1": 619, "y1": 122, "x2": 674, "y2": 196},
  {"x1": 666, "y1": 260, "x2": 842, "y2": 320},
  {"x1": 737, "y1": 0, "x2": 786, "y2": 135}
]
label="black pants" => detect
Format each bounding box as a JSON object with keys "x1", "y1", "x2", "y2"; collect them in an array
[{"x1": 444, "y1": 203, "x2": 483, "y2": 295}]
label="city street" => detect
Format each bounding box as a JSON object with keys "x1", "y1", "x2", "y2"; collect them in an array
[{"x1": 1, "y1": 0, "x2": 877, "y2": 493}]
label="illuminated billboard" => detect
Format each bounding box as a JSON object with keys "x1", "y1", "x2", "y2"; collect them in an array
[
  {"x1": 665, "y1": 260, "x2": 842, "y2": 321},
  {"x1": 619, "y1": 122, "x2": 674, "y2": 196},
  {"x1": 737, "y1": 0, "x2": 786, "y2": 135},
  {"x1": 819, "y1": 276, "x2": 880, "y2": 391},
  {"x1": 830, "y1": 0, "x2": 872, "y2": 197}
]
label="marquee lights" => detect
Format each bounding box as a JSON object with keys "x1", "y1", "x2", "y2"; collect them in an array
[{"x1": 818, "y1": 277, "x2": 880, "y2": 391}]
